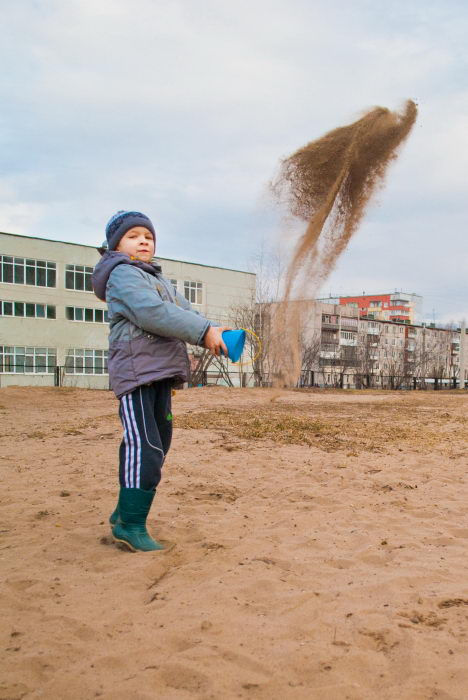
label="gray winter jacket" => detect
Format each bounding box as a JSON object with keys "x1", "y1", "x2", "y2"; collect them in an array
[{"x1": 92, "y1": 252, "x2": 211, "y2": 398}]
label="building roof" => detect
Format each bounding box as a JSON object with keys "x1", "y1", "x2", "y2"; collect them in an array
[
  {"x1": 318, "y1": 291, "x2": 422, "y2": 299},
  {"x1": 0, "y1": 230, "x2": 255, "y2": 276}
]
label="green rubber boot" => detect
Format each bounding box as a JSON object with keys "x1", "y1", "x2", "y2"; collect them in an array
[
  {"x1": 112, "y1": 487, "x2": 164, "y2": 552},
  {"x1": 109, "y1": 502, "x2": 119, "y2": 526}
]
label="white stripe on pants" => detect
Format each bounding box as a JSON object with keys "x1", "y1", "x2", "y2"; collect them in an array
[{"x1": 121, "y1": 394, "x2": 142, "y2": 488}]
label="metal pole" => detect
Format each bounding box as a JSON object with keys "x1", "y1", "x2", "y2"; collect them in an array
[{"x1": 459, "y1": 321, "x2": 466, "y2": 389}]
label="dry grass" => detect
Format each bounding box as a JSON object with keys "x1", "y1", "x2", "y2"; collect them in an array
[
  {"x1": 178, "y1": 409, "x2": 343, "y2": 449},
  {"x1": 176, "y1": 394, "x2": 468, "y2": 455}
]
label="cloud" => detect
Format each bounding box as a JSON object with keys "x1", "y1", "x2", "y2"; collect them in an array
[{"x1": 0, "y1": 0, "x2": 466, "y2": 319}]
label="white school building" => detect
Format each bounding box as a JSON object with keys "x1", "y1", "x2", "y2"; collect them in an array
[{"x1": 0, "y1": 231, "x2": 256, "y2": 390}]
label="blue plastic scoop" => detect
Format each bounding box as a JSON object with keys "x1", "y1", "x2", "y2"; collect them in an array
[{"x1": 221, "y1": 330, "x2": 246, "y2": 362}]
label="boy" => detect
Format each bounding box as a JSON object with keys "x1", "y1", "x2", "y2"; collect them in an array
[{"x1": 92, "y1": 210, "x2": 229, "y2": 552}]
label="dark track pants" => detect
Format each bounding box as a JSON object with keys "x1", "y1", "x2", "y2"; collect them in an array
[{"x1": 118, "y1": 380, "x2": 173, "y2": 491}]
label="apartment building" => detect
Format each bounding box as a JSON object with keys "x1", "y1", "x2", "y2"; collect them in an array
[
  {"x1": 316, "y1": 308, "x2": 467, "y2": 389},
  {"x1": 0, "y1": 232, "x2": 255, "y2": 389},
  {"x1": 315, "y1": 303, "x2": 360, "y2": 388},
  {"x1": 317, "y1": 292, "x2": 423, "y2": 324}
]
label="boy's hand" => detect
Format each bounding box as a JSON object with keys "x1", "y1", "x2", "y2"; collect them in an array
[{"x1": 203, "y1": 326, "x2": 231, "y2": 356}]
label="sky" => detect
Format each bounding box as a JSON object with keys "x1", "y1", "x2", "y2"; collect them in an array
[{"x1": 1, "y1": 0, "x2": 467, "y2": 323}]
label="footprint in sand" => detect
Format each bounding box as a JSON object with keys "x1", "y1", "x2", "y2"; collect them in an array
[
  {"x1": 42, "y1": 615, "x2": 97, "y2": 642},
  {"x1": 195, "y1": 487, "x2": 240, "y2": 504},
  {"x1": 448, "y1": 527, "x2": 468, "y2": 539},
  {"x1": 404, "y1": 507, "x2": 440, "y2": 519},
  {"x1": 216, "y1": 646, "x2": 271, "y2": 677},
  {"x1": 0, "y1": 682, "x2": 29, "y2": 700},
  {"x1": 166, "y1": 635, "x2": 203, "y2": 653},
  {"x1": 357, "y1": 627, "x2": 401, "y2": 654},
  {"x1": 158, "y1": 663, "x2": 210, "y2": 693},
  {"x1": 5, "y1": 578, "x2": 39, "y2": 592},
  {"x1": 326, "y1": 558, "x2": 354, "y2": 570}
]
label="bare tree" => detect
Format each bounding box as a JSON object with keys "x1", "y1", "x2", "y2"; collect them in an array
[
  {"x1": 355, "y1": 321, "x2": 382, "y2": 388},
  {"x1": 189, "y1": 348, "x2": 213, "y2": 386},
  {"x1": 338, "y1": 344, "x2": 359, "y2": 388},
  {"x1": 229, "y1": 295, "x2": 272, "y2": 386},
  {"x1": 425, "y1": 327, "x2": 452, "y2": 389},
  {"x1": 189, "y1": 348, "x2": 235, "y2": 387},
  {"x1": 299, "y1": 327, "x2": 321, "y2": 386},
  {"x1": 385, "y1": 349, "x2": 406, "y2": 389},
  {"x1": 229, "y1": 242, "x2": 285, "y2": 386}
]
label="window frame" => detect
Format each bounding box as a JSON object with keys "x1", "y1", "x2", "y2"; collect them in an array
[
  {"x1": 0, "y1": 255, "x2": 56, "y2": 288},
  {"x1": 0, "y1": 299, "x2": 56, "y2": 320},
  {"x1": 183, "y1": 280, "x2": 203, "y2": 306},
  {"x1": 65, "y1": 264, "x2": 94, "y2": 292},
  {"x1": 0, "y1": 346, "x2": 56, "y2": 374},
  {"x1": 65, "y1": 306, "x2": 109, "y2": 323},
  {"x1": 65, "y1": 348, "x2": 109, "y2": 375}
]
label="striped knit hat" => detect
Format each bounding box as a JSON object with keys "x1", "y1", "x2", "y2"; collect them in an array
[{"x1": 104, "y1": 210, "x2": 156, "y2": 251}]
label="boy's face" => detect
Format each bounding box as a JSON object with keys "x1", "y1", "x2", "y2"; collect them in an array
[{"x1": 116, "y1": 226, "x2": 155, "y2": 262}]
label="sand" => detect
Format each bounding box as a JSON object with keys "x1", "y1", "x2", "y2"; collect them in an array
[
  {"x1": 1, "y1": 385, "x2": 468, "y2": 700},
  {"x1": 269, "y1": 100, "x2": 417, "y2": 386}
]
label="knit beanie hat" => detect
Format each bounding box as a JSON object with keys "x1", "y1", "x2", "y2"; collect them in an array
[{"x1": 104, "y1": 210, "x2": 156, "y2": 251}]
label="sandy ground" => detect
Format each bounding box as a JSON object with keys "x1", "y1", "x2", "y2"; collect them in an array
[{"x1": 1, "y1": 385, "x2": 468, "y2": 700}]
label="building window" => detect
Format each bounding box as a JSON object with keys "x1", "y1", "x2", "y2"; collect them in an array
[
  {"x1": 65, "y1": 348, "x2": 108, "y2": 374},
  {"x1": 0, "y1": 255, "x2": 56, "y2": 287},
  {"x1": 184, "y1": 281, "x2": 202, "y2": 305},
  {"x1": 0, "y1": 346, "x2": 56, "y2": 373},
  {"x1": 0, "y1": 300, "x2": 56, "y2": 319},
  {"x1": 65, "y1": 264, "x2": 93, "y2": 292},
  {"x1": 65, "y1": 306, "x2": 108, "y2": 323},
  {"x1": 323, "y1": 314, "x2": 339, "y2": 324}
]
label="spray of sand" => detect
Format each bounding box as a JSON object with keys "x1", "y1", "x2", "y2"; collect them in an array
[{"x1": 270, "y1": 100, "x2": 418, "y2": 387}]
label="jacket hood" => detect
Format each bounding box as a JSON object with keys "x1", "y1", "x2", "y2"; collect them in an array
[{"x1": 92, "y1": 251, "x2": 162, "y2": 301}]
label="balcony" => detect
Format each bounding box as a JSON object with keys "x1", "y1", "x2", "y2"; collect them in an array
[
  {"x1": 319, "y1": 357, "x2": 342, "y2": 367},
  {"x1": 341, "y1": 320, "x2": 358, "y2": 330},
  {"x1": 390, "y1": 295, "x2": 410, "y2": 305},
  {"x1": 320, "y1": 350, "x2": 341, "y2": 359},
  {"x1": 321, "y1": 336, "x2": 338, "y2": 346}
]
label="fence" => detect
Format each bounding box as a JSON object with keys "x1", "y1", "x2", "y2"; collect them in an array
[
  {"x1": 192, "y1": 369, "x2": 467, "y2": 390},
  {"x1": 1, "y1": 365, "x2": 466, "y2": 391},
  {"x1": 297, "y1": 371, "x2": 466, "y2": 390},
  {"x1": 0, "y1": 364, "x2": 110, "y2": 390}
]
